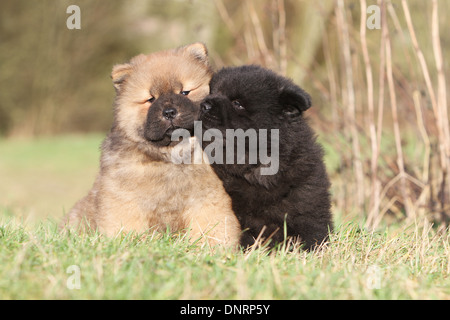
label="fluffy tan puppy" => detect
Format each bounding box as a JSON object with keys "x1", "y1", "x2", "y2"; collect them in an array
[{"x1": 63, "y1": 43, "x2": 240, "y2": 248}]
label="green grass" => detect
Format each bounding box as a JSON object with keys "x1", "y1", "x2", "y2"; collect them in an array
[
  {"x1": 0, "y1": 134, "x2": 103, "y2": 220},
  {"x1": 0, "y1": 217, "x2": 448, "y2": 299},
  {"x1": 0, "y1": 135, "x2": 449, "y2": 299}
]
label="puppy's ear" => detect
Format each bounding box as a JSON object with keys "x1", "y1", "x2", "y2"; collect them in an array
[
  {"x1": 279, "y1": 83, "x2": 312, "y2": 118},
  {"x1": 111, "y1": 63, "x2": 132, "y2": 91},
  {"x1": 178, "y1": 42, "x2": 209, "y2": 66},
  {"x1": 111, "y1": 54, "x2": 146, "y2": 91}
]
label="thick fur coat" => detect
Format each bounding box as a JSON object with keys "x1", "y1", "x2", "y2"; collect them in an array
[
  {"x1": 63, "y1": 44, "x2": 241, "y2": 248},
  {"x1": 199, "y1": 65, "x2": 332, "y2": 249}
]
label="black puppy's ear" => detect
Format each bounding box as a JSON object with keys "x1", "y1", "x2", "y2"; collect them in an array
[{"x1": 279, "y1": 83, "x2": 312, "y2": 117}]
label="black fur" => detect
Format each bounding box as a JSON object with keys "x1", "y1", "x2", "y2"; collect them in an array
[{"x1": 199, "y1": 65, "x2": 332, "y2": 250}]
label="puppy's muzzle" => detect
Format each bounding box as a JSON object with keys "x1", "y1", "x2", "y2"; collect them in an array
[
  {"x1": 199, "y1": 95, "x2": 228, "y2": 126},
  {"x1": 143, "y1": 93, "x2": 197, "y2": 146}
]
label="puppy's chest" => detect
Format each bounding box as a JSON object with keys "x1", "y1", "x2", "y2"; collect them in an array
[
  {"x1": 225, "y1": 177, "x2": 288, "y2": 211},
  {"x1": 108, "y1": 160, "x2": 200, "y2": 212}
]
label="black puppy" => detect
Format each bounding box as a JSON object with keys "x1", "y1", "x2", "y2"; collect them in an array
[{"x1": 199, "y1": 65, "x2": 332, "y2": 250}]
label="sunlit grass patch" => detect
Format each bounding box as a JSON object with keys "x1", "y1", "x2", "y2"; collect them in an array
[{"x1": 0, "y1": 215, "x2": 448, "y2": 300}]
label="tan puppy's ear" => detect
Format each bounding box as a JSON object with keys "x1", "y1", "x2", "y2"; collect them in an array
[
  {"x1": 179, "y1": 42, "x2": 209, "y2": 65},
  {"x1": 111, "y1": 54, "x2": 146, "y2": 91},
  {"x1": 111, "y1": 63, "x2": 132, "y2": 91}
]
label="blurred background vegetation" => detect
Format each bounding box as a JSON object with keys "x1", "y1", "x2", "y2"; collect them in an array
[{"x1": 0, "y1": 0, "x2": 449, "y2": 227}]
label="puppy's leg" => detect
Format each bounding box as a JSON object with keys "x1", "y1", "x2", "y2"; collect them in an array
[
  {"x1": 61, "y1": 176, "x2": 101, "y2": 233},
  {"x1": 185, "y1": 199, "x2": 241, "y2": 248},
  {"x1": 95, "y1": 194, "x2": 151, "y2": 237}
]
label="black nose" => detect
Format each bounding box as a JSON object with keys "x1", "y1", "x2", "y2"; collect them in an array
[
  {"x1": 162, "y1": 107, "x2": 177, "y2": 120},
  {"x1": 201, "y1": 101, "x2": 212, "y2": 113}
]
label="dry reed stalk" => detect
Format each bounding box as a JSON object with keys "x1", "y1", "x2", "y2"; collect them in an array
[
  {"x1": 360, "y1": 0, "x2": 380, "y2": 228},
  {"x1": 401, "y1": 0, "x2": 438, "y2": 115},
  {"x1": 271, "y1": 1, "x2": 280, "y2": 71},
  {"x1": 376, "y1": 0, "x2": 386, "y2": 152},
  {"x1": 278, "y1": 0, "x2": 287, "y2": 76},
  {"x1": 322, "y1": 31, "x2": 339, "y2": 128},
  {"x1": 246, "y1": 0, "x2": 275, "y2": 69},
  {"x1": 213, "y1": 0, "x2": 237, "y2": 37},
  {"x1": 386, "y1": 2, "x2": 415, "y2": 77},
  {"x1": 403, "y1": 0, "x2": 449, "y2": 220},
  {"x1": 402, "y1": 0, "x2": 447, "y2": 197},
  {"x1": 368, "y1": 0, "x2": 388, "y2": 228},
  {"x1": 273, "y1": 0, "x2": 287, "y2": 76},
  {"x1": 431, "y1": 0, "x2": 450, "y2": 212},
  {"x1": 336, "y1": 0, "x2": 365, "y2": 211},
  {"x1": 243, "y1": 18, "x2": 257, "y2": 62},
  {"x1": 432, "y1": 0, "x2": 450, "y2": 144},
  {"x1": 412, "y1": 90, "x2": 431, "y2": 216},
  {"x1": 384, "y1": 14, "x2": 414, "y2": 219},
  {"x1": 213, "y1": 0, "x2": 247, "y2": 65},
  {"x1": 322, "y1": 26, "x2": 348, "y2": 214}
]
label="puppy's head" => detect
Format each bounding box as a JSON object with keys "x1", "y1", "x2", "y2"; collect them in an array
[
  {"x1": 199, "y1": 65, "x2": 311, "y2": 132},
  {"x1": 111, "y1": 43, "x2": 212, "y2": 147}
]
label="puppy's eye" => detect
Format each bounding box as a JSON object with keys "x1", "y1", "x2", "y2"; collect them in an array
[
  {"x1": 232, "y1": 100, "x2": 245, "y2": 110},
  {"x1": 180, "y1": 91, "x2": 190, "y2": 96},
  {"x1": 283, "y1": 106, "x2": 300, "y2": 117},
  {"x1": 147, "y1": 97, "x2": 156, "y2": 103}
]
